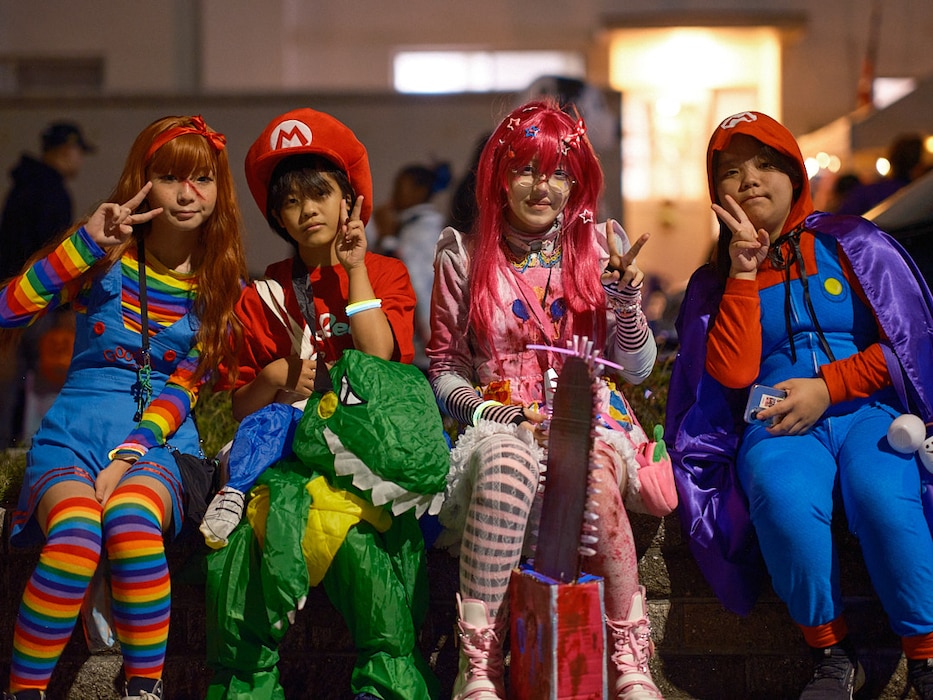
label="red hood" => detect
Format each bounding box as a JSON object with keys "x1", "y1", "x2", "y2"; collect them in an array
[{"x1": 706, "y1": 111, "x2": 814, "y2": 235}]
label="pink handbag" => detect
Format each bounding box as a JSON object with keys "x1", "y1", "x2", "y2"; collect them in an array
[
  {"x1": 602, "y1": 383, "x2": 677, "y2": 518},
  {"x1": 630, "y1": 424, "x2": 678, "y2": 517}
]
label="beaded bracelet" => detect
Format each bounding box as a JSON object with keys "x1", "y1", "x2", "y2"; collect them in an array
[
  {"x1": 472, "y1": 399, "x2": 503, "y2": 426},
  {"x1": 614, "y1": 301, "x2": 642, "y2": 317},
  {"x1": 346, "y1": 298, "x2": 383, "y2": 317}
]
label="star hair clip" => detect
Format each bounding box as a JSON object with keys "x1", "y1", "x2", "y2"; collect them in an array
[{"x1": 561, "y1": 119, "x2": 587, "y2": 154}]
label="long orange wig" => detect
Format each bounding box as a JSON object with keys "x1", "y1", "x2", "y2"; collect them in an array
[{"x1": 1, "y1": 115, "x2": 248, "y2": 383}]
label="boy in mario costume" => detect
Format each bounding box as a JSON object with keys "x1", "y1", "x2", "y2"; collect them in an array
[{"x1": 203, "y1": 108, "x2": 447, "y2": 700}]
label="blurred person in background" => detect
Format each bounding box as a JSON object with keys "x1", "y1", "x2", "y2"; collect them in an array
[
  {"x1": 836, "y1": 133, "x2": 927, "y2": 215},
  {"x1": 374, "y1": 161, "x2": 450, "y2": 370},
  {"x1": 0, "y1": 121, "x2": 95, "y2": 448}
]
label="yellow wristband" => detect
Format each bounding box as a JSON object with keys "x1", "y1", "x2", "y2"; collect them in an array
[{"x1": 472, "y1": 399, "x2": 503, "y2": 426}]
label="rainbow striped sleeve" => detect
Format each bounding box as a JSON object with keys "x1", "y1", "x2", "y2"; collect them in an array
[
  {"x1": 0, "y1": 227, "x2": 104, "y2": 326},
  {"x1": 109, "y1": 345, "x2": 203, "y2": 461}
]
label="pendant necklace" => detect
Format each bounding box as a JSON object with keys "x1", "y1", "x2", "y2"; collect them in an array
[{"x1": 503, "y1": 218, "x2": 562, "y2": 272}]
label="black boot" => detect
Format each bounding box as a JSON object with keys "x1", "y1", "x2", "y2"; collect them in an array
[
  {"x1": 908, "y1": 658, "x2": 933, "y2": 700},
  {"x1": 799, "y1": 638, "x2": 865, "y2": 699}
]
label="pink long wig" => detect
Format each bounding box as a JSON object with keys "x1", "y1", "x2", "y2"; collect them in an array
[{"x1": 468, "y1": 99, "x2": 607, "y2": 351}]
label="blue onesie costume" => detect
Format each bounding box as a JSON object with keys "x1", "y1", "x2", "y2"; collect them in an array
[
  {"x1": 667, "y1": 112, "x2": 933, "y2": 655},
  {"x1": 735, "y1": 230, "x2": 933, "y2": 635}
]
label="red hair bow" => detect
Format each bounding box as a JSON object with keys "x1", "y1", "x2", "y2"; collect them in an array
[{"x1": 145, "y1": 115, "x2": 226, "y2": 162}]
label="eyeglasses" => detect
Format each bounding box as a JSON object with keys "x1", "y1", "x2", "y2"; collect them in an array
[{"x1": 510, "y1": 165, "x2": 575, "y2": 196}]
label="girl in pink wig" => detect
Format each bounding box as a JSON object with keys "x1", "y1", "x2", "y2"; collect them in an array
[{"x1": 427, "y1": 99, "x2": 674, "y2": 700}]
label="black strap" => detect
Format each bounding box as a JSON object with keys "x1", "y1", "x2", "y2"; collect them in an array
[
  {"x1": 137, "y1": 236, "x2": 150, "y2": 352},
  {"x1": 291, "y1": 256, "x2": 318, "y2": 339},
  {"x1": 134, "y1": 237, "x2": 153, "y2": 421},
  {"x1": 769, "y1": 226, "x2": 835, "y2": 364},
  {"x1": 134, "y1": 240, "x2": 206, "y2": 457},
  {"x1": 290, "y1": 256, "x2": 332, "y2": 393}
]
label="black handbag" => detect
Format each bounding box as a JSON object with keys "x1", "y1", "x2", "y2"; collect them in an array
[{"x1": 173, "y1": 450, "x2": 224, "y2": 527}]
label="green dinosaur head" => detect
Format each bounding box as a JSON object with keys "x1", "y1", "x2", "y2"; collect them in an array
[{"x1": 292, "y1": 350, "x2": 449, "y2": 517}]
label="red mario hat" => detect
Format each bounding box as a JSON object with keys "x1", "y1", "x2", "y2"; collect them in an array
[{"x1": 245, "y1": 108, "x2": 373, "y2": 224}]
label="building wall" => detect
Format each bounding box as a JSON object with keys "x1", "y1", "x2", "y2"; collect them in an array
[
  {"x1": 1, "y1": 0, "x2": 931, "y2": 280},
  {"x1": 2, "y1": 0, "x2": 931, "y2": 133}
]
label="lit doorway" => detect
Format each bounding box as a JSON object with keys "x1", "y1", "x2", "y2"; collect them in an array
[{"x1": 605, "y1": 26, "x2": 783, "y2": 292}]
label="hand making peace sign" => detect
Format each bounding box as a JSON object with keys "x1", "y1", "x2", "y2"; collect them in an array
[
  {"x1": 335, "y1": 195, "x2": 367, "y2": 270},
  {"x1": 712, "y1": 194, "x2": 771, "y2": 278},
  {"x1": 600, "y1": 219, "x2": 650, "y2": 290},
  {"x1": 84, "y1": 182, "x2": 164, "y2": 248}
]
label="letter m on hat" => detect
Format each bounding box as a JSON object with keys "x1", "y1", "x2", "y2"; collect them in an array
[{"x1": 271, "y1": 119, "x2": 313, "y2": 151}]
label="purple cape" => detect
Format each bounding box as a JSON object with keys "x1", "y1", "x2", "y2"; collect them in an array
[{"x1": 666, "y1": 212, "x2": 933, "y2": 615}]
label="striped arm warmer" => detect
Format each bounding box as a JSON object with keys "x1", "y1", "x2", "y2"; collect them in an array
[{"x1": 432, "y1": 374, "x2": 525, "y2": 427}]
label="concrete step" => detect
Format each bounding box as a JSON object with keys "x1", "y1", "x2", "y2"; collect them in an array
[{"x1": 0, "y1": 509, "x2": 922, "y2": 699}]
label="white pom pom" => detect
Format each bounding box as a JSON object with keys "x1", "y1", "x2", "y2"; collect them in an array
[
  {"x1": 888, "y1": 414, "x2": 927, "y2": 453},
  {"x1": 921, "y1": 436, "x2": 933, "y2": 474}
]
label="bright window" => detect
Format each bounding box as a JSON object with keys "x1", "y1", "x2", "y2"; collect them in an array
[
  {"x1": 608, "y1": 26, "x2": 782, "y2": 201},
  {"x1": 604, "y1": 25, "x2": 784, "y2": 290},
  {"x1": 393, "y1": 50, "x2": 585, "y2": 94},
  {"x1": 873, "y1": 77, "x2": 916, "y2": 109}
]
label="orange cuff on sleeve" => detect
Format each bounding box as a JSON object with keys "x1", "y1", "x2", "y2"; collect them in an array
[
  {"x1": 903, "y1": 632, "x2": 933, "y2": 660},
  {"x1": 799, "y1": 616, "x2": 849, "y2": 649}
]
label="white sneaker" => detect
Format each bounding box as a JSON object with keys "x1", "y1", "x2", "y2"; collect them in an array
[
  {"x1": 199, "y1": 487, "x2": 245, "y2": 549},
  {"x1": 122, "y1": 679, "x2": 163, "y2": 700}
]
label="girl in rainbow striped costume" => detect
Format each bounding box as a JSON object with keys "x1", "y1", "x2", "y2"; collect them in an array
[{"x1": 0, "y1": 115, "x2": 247, "y2": 700}]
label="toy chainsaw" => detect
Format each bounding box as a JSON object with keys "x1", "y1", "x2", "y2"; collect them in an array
[
  {"x1": 532, "y1": 336, "x2": 602, "y2": 583},
  {"x1": 510, "y1": 337, "x2": 609, "y2": 699}
]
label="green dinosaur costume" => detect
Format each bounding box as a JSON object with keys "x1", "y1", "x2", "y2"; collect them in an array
[{"x1": 205, "y1": 351, "x2": 449, "y2": 700}]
